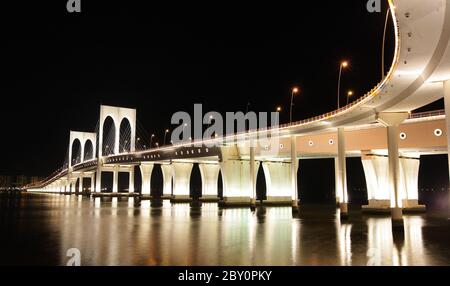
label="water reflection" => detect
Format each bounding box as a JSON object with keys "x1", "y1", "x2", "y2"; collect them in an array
[{"x1": 1, "y1": 194, "x2": 449, "y2": 266}]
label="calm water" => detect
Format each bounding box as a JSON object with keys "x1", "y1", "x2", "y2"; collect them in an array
[{"x1": 1, "y1": 193, "x2": 450, "y2": 266}]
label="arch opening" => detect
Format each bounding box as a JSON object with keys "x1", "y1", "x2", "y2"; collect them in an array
[
  {"x1": 102, "y1": 116, "x2": 116, "y2": 156},
  {"x1": 71, "y1": 139, "x2": 82, "y2": 166},
  {"x1": 84, "y1": 140, "x2": 94, "y2": 161},
  {"x1": 119, "y1": 118, "x2": 131, "y2": 153}
]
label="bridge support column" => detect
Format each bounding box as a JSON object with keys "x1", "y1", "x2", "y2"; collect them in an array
[
  {"x1": 95, "y1": 163, "x2": 102, "y2": 193},
  {"x1": 171, "y1": 162, "x2": 193, "y2": 202},
  {"x1": 161, "y1": 164, "x2": 173, "y2": 199},
  {"x1": 377, "y1": 112, "x2": 410, "y2": 230},
  {"x1": 90, "y1": 174, "x2": 95, "y2": 193},
  {"x1": 444, "y1": 80, "x2": 450, "y2": 219},
  {"x1": 128, "y1": 167, "x2": 135, "y2": 193},
  {"x1": 112, "y1": 165, "x2": 119, "y2": 193},
  {"x1": 336, "y1": 128, "x2": 349, "y2": 219},
  {"x1": 198, "y1": 163, "x2": 220, "y2": 202},
  {"x1": 69, "y1": 177, "x2": 77, "y2": 194},
  {"x1": 78, "y1": 174, "x2": 84, "y2": 194},
  {"x1": 140, "y1": 163, "x2": 154, "y2": 196},
  {"x1": 291, "y1": 135, "x2": 299, "y2": 212},
  {"x1": 262, "y1": 161, "x2": 297, "y2": 205},
  {"x1": 220, "y1": 159, "x2": 259, "y2": 207},
  {"x1": 361, "y1": 156, "x2": 424, "y2": 211}
]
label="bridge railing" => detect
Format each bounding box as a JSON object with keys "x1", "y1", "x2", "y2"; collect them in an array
[{"x1": 408, "y1": 109, "x2": 445, "y2": 120}]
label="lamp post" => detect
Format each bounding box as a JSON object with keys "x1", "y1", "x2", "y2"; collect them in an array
[
  {"x1": 346, "y1": 90, "x2": 354, "y2": 105},
  {"x1": 337, "y1": 61, "x2": 348, "y2": 109},
  {"x1": 150, "y1": 134, "x2": 155, "y2": 148},
  {"x1": 290, "y1": 87, "x2": 300, "y2": 124},
  {"x1": 163, "y1": 129, "x2": 169, "y2": 146}
]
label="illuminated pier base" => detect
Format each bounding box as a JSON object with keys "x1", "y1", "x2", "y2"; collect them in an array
[
  {"x1": 140, "y1": 163, "x2": 154, "y2": 195},
  {"x1": 361, "y1": 154, "x2": 425, "y2": 213},
  {"x1": 171, "y1": 162, "x2": 193, "y2": 202},
  {"x1": 128, "y1": 167, "x2": 135, "y2": 193},
  {"x1": 262, "y1": 161, "x2": 297, "y2": 205},
  {"x1": 199, "y1": 163, "x2": 220, "y2": 202},
  {"x1": 161, "y1": 164, "x2": 173, "y2": 199},
  {"x1": 220, "y1": 159, "x2": 259, "y2": 206}
]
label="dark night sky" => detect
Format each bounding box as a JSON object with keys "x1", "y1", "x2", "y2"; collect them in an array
[{"x1": 0, "y1": 1, "x2": 443, "y2": 177}]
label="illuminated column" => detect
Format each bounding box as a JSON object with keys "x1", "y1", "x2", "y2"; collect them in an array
[
  {"x1": 140, "y1": 163, "x2": 154, "y2": 195},
  {"x1": 57, "y1": 181, "x2": 63, "y2": 193},
  {"x1": 112, "y1": 165, "x2": 119, "y2": 193},
  {"x1": 90, "y1": 174, "x2": 95, "y2": 193},
  {"x1": 334, "y1": 158, "x2": 339, "y2": 205},
  {"x1": 291, "y1": 135, "x2": 299, "y2": 211},
  {"x1": 172, "y1": 162, "x2": 193, "y2": 202},
  {"x1": 400, "y1": 157, "x2": 423, "y2": 209},
  {"x1": 128, "y1": 167, "x2": 135, "y2": 193},
  {"x1": 220, "y1": 160, "x2": 259, "y2": 206},
  {"x1": 69, "y1": 178, "x2": 77, "y2": 193},
  {"x1": 362, "y1": 154, "x2": 391, "y2": 210},
  {"x1": 78, "y1": 174, "x2": 83, "y2": 194},
  {"x1": 262, "y1": 161, "x2": 297, "y2": 205},
  {"x1": 337, "y1": 128, "x2": 349, "y2": 219},
  {"x1": 377, "y1": 112, "x2": 409, "y2": 228},
  {"x1": 95, "y1": 166, "x2": 102, "y2": 193},
  {"x1": 362, "y1": 154, "x2": 424, "y2": 212},
  {"x1": 198, "y1": 163, "x2": 220, "y2": 201},
  {"x1": 161, "y1": 164, "x2": 173, "y2": 198},
  {"x1": 444, "y1": 80, "x2": 450, "y2": 219}
]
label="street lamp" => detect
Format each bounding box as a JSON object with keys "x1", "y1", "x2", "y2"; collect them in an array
[
  {"x1": 163, "y1": 129, "x2": 169, "y2": 145},
  {"x1": 346, "y1": 90, "x2": 354, "y2": 105},
  {"x1": 290, "y1": 87, "x2": 300, "y2": 124},
  {"x1": 337, "y1": 61, "x2": 349, "y2": 109},
  {"x1": 276, "y1": 106, "x2": 282, "y2": 112},
  {"x1": 150, "y1": 134, "x2": 155, "y2": 148}
]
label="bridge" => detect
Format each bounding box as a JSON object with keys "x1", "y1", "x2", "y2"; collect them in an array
[{"x1": 27, "y1": 0, "x2": 450, "y2": 229}]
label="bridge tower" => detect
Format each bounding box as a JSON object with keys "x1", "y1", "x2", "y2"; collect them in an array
[
  {"x1": 68, "y1": 131, "x2": 97, "y2": 168},
  {"x1": 95, "y1": 105, "x2": 137, "y2": 194}
]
